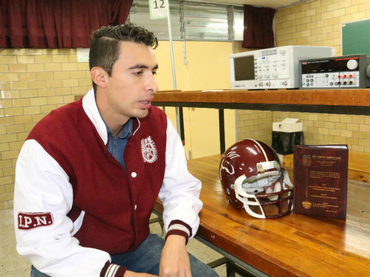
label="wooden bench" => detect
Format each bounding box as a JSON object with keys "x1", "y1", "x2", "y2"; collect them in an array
[{"x1": 282, "y1": 151, "x2": 370, "y2": 182}]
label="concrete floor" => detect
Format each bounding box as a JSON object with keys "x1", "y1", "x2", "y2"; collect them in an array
[{"x1": 0, "y1": 209, "x2": 229, "y2": 276}]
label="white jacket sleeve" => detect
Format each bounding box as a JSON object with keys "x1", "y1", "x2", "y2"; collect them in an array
[
  {"x1": 14, "y1": 139, "x2": 111, "y2": 277},
  {"x1": 158, "y1": 118, "x2": 203, "y2": 239}
]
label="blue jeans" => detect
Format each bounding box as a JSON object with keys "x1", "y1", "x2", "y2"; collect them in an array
[{"x1": 31, "y1": 234, "x2": 219, "y2": 277}]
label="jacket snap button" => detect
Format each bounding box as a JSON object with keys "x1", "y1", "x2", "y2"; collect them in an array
[{"x1": 131, "y1": 172, "x2": 137, "y2": 178}]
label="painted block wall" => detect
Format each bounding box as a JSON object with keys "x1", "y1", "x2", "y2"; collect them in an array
[{"x1": 274, "y1": 0, "x2": 370, "y2": 150}]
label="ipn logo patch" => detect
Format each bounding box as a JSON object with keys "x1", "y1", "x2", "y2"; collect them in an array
[{"x1": 18, "y1": 212, "x2": 54, "y2": 230}]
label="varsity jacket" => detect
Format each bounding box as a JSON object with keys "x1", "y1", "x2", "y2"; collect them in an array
[{"x1": 14, "y1": 89, "x2": 203, "y2": 277}]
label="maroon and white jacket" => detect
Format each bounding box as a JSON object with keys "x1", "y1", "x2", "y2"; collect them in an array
[{"x1": 14, "y1": 89, "x2": 203, "y2": 277}]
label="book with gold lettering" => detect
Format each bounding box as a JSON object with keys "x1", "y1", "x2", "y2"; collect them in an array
[{"x1": 293, "y1": 144, "x2": 348, "y2": 220}]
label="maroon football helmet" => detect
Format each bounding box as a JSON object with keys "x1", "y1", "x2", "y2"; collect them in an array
[{"x1": 219, "y1": 138, "x2": 293, "y2": 219}]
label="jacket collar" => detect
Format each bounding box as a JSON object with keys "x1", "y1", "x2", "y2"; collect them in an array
[
  {"x1": 82, "y1": 89, "x2": 108, "y2": 144},
  {"x1": 82, "y1": 89, "x2": 141, "y2": 144}
]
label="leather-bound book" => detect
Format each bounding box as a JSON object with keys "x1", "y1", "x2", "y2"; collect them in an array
[{"x1": 293, "y1": 145, "x2": 349, "y2": 220}]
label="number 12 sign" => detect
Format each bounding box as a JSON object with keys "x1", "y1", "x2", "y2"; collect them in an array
[{"x1": 149, "y1": 0, "x2": 168, "y2": 19}]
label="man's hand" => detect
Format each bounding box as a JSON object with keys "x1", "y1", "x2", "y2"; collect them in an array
[
  {"x1": 124, "y1": 270, "x2": 158, "y2": 277},
  {"x1": 159, "y1": 235, "x2": 192, "y2": 277}
]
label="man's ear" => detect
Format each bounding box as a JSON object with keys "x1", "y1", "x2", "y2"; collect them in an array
[{"x1": 91, "y1": 67, "x2": 108, "y2": 89}]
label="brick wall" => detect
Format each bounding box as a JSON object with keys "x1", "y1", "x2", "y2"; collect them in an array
[
  {"x1": 275, "y1": 0, "x2": 370, "y2": 55},
  {"x1": 274, "y1": 0, "x2": 370, "y2": 151},
  {"x1": 0, "y1": 48, "x2": 91, "y2": 210},
  {"x1": 237, "y1": 110, "x2": 272, "y2": 144}
]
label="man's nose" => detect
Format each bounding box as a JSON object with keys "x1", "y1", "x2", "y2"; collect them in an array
[{"x1": 146, "y1": 73, "x2": 158, "y2": 93}]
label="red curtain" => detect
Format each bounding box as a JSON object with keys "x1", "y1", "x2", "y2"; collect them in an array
[
  {"x1": 242, "y1": 5, "x2": 276, "y2": 49},
  {"x1": 0, "y1": 0, "x2": 133, "y2": 48}
]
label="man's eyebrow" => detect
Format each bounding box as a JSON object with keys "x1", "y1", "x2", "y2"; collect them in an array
[{"x1": 128, "y1": 64, "x2": 159, "y2": 70}]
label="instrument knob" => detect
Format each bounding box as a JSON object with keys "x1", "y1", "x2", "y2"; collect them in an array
[{"x1": 347, "y1": 59, "x2": 358, "y2": 70}]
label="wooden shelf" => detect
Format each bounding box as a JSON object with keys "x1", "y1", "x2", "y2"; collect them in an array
[{"x1": 152, "y1": 89, "x2": 370, "y2": 115}]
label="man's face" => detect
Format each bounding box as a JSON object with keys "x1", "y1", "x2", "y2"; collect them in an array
[{"x1": 102, "y1": 41, "x2": 159, "y2": 123}]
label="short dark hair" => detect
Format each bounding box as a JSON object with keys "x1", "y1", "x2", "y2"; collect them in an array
[{"x1": 89, "y1": 23, "x2": 158, "y2": 91}]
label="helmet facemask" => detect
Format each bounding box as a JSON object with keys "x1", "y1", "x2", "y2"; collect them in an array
[{"x1": 234, "y1": 169, "x2": 293, "y2": 219}]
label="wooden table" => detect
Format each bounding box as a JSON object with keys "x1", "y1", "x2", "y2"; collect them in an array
[{"x1": 154, "y1": 155, "x2": 370, "y2": 277}]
